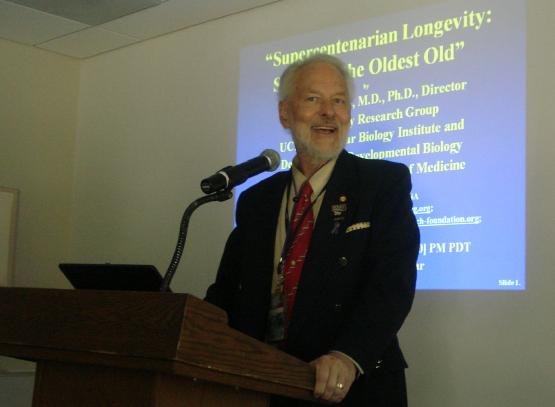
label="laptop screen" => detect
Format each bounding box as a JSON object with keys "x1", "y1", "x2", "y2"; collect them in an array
[{"x1": 59, "y1": 263, "x2": 165, "y2": 292}]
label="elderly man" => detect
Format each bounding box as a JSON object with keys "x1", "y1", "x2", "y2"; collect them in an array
[{"x1": 206, "y1": 54, "x2": 419, "y2": 406}]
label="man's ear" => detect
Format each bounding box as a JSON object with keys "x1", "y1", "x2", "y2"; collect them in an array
[{"x1": 279, "y1": 100, "x2": 290, "y2": 129}]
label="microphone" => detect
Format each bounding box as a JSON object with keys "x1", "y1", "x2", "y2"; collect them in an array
[{"x1": 200, "y1": 149, "x2": 280, "y2": 194}]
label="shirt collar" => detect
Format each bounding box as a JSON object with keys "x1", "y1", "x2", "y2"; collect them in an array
[{"x1": 291, "y1": 156, "x2": 337, "y2": 198}]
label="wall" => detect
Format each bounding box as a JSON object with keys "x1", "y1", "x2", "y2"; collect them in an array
[{"x1": 0, "y1": 39, "x2": 80, "y2": 288}]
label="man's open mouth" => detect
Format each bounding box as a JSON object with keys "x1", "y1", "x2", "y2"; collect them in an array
[{"x1": 312, "y1": 125, "x2": 337, "y2": 134}]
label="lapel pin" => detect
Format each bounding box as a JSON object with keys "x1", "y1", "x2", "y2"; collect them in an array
[
  {"x1": 331, "y1": 203, "x2": 347, "y2": 217},
  {"x1": 330, "y1": 196, "x2": 348, "y2": 234}
]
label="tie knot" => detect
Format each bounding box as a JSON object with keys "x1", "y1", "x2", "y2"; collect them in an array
[{"x1": 298, "y1": 181, "x2": 313, "y2": 201}]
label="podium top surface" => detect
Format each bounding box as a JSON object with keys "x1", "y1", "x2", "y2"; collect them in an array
[{"x1": 0, "y1": 287, "x2": 315, "y2": 401}]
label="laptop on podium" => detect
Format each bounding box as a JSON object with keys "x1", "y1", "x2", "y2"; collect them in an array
[{"x1": 59, "y1": 263, "x2": 165, "y2": 292}]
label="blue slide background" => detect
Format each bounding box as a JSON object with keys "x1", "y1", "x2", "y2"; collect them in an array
[{"x1": 235, "y1": 0, "x2": 525, "y2": 290}]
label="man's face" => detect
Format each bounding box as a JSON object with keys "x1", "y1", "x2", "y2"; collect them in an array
[{"x1": 279, "y1": 62, "x2": 351, "y2": 162}]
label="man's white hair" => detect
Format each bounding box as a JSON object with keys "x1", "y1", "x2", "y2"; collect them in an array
[{"x1": 278, "y1": 54, "x2": 355, "y2": 102}]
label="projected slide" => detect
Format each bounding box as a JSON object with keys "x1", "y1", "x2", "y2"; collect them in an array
[{"x1": 236, "y1": 0, "x2": 525, "y2": 290}]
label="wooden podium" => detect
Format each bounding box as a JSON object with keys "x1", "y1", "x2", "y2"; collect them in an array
[{"x1": 0, "y1": 287, "x2": 316, "y2": 406}]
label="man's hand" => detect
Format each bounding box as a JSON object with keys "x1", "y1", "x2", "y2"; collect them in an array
[{"x1": 310, "y1": 352, "x2": 357, "y2": 403}]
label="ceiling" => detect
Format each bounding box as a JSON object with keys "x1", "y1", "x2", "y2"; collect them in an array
[{"x1": 0, "y1": 0, "x2": 280, "y2": 58}]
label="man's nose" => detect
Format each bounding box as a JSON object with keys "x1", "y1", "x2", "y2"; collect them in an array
[{"x1": 319, "y1": 100, "x2": 335, "y2": 117}]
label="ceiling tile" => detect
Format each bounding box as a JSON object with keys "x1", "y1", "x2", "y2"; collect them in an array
[
  {"x1": 101, "y1": 0, "x2": 281, "y2": 40},
  {"x1": 7, "y1": 0, "x2": 163, "y2": 26},
  {"x1": 1, "y1": 0, "x2": 281, "y2": 58},
  {"x1": 37, "y1": 27, "x2": 140, "y2": 58},
  {"x1": 0, "y1": 0, "x2": 88, "y2": 45}
]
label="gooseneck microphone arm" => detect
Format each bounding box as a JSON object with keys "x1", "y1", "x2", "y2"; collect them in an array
[
  {"x1": 159, "y1": 190, "x2": 232, "y2": 292},
  {"x1": 160, "y1": 149, "x2": 280, "y2": 292}
]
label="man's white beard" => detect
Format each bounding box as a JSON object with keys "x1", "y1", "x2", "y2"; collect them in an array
[{"x1": 291, "y1": 130, "x2": 348, "y2": 161}]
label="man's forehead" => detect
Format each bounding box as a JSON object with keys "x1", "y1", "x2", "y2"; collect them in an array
[
  {"x1": 302, "y1": 86, "x2": 348, "y2": 96},
  {"x1": 294, "y1": 63, "x2": 348, "y2": 90}
]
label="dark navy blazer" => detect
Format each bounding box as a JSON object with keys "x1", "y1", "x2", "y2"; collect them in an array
[{"x1": 206, "y1": 150, "x2": 420, "y2": 406}]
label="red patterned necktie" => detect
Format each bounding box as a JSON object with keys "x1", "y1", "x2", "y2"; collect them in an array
[{"x1": 283, "y1": 181, "x2": 314, "y2": 322}]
